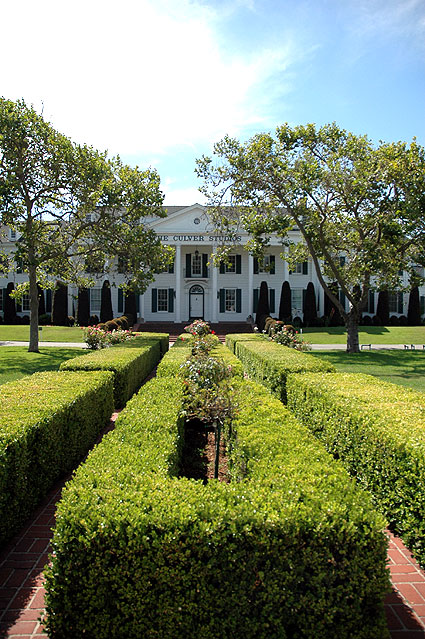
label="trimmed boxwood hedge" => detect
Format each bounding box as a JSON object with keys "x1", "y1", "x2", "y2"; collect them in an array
[
  {"x1": 0, "y1": 370, "x2": 114, "y2": 546},
  {"x1": 44, "y1": 375, "x2": 389, "y2": 639},
  {"x1": 286, "y1": 371, "x2": 425, "y2": 567},
  {"x1": 132, "y1": 331, "x2": 169, "y2": 355},
  {"x1": 60, "y1": 342, "x2": 161, "y2": 407},
  {"x1": 228, "y1": 337, "x2": 335, "y2": 402},
  {"x1": 225, "y1": 332, "x2": 262, "y2": 353}
]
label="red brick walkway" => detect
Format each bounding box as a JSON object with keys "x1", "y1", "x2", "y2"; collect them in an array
[{"x1": 1, "y1": 415, "x2": 425, "y2": 637}]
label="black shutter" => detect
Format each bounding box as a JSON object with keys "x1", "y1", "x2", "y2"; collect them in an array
[
  {"x1": 270, "y1": 255, "x2": 275, "y2": 274},
  {"x1": 136, "y1": 294, "x2": 140, "y2": 312},
  {"x1": 219, "y1": 289, "x2": 225, "y2": 313},
  {"x1": 16, "y1": 299, "x2": 22, "y2": 313},
  {"x1": 253, "y1": 258, "x2": 259, "y2": 274},
  {"x1": 168, "y1": 261, "x2": 174, "y2": 274},
  {"x1": 168, "y1": 289, "x2": 174, "y2": 313},
  {"x1": 269, "y1": 289, "x2": 275, "y2": 313},
  {"x1": 219, "y1": 261, "x2": 225, "y2": 274},
  {"x1": 236, "y1": 289, "x2": 242, "y2": 313},
  {"x1": 186, "y1": 254, "x2": 191, "y2": 278},
  {"x1": 46, "y1": 289, "x2": 52, "y2": 313},
  {"x1": 253, "y1": 289, "x2": 259, "y2": 313},
  {"x1": 236, "y1": 255, "x2": 242, "y2": 274},
  {"x1": 368, "y1": 290, "x2": 375, "y2": 314},
  {"x1": 152, "y1": 289, "x2": 157, "y2": 313},
  {"x1": 398, "y1": 292, "x2": 404, "y2": 314},
  {"x1": 118, "y1": 289, "x2": 123, "y2": 313},
  {"x1": 202, "y1": 254, "x2": 208, "y2": 278},
  {"x1": 302, "y1": 261, "x2": 308, "y2": 275}
]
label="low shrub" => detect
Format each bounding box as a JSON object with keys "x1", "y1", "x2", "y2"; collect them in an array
[
  {"x1": 230, "y1": 338, "x2": 335, "y2": 402},
  {"x1": 0, "y1": 370, "x2": 114, "y2": 546},
  {"x1": 60, "y1": 342, "x2": 161, "y2": 407},
  {"x1": 286, "y1": 371, "x2": 425, "y2": 566},
  {"x1": 44, "y1": 376, "x2": 389, "y2": 639},
  {"x1": 132, "y1": 331, "x2": 169, "y2": 356},
  {"x1": 225, "y1": 332, "x2": 262, "y2": 354}
]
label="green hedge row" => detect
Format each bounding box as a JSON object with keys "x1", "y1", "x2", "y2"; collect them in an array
[
  {"x1": 132, "y1": 331, "x2": 169, "y2": 355},
  {"x1": 0, "y1": 370, "x2": 114, "y2": 546},
  {"x1": 60, "y1": 342, "x2": 161, "y2": 407},
  {"x1": 225, "y1": 332, "x2": 262, "y2": 353},
  {"x1": 156, "y1": 335, "x2": 244, "y2": 379},
  {"x1": 44, "y1": 374, "x2": 389, "y2": 638},
  {"x1": 287, "y1": 371, "x2": 425, "y2": 566},
  {"x1": 227, "y1": 336, "x2": 335, "y2": 402}
]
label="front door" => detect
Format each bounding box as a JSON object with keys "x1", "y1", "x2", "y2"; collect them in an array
[{"x1": 189, "y1": 285, "x2": 204, "y2": 319}]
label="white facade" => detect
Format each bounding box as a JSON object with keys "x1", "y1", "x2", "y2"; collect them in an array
[{"x1": 1, "y1": 203, "x2": 424, "y2": 324}]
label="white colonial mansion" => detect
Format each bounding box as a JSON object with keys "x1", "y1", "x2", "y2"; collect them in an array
[{"x1": 1, "y1": 204, "x2": 424, "y2": 324}]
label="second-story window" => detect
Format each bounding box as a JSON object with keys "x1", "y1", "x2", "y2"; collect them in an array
[{"x1": 192, "y1": 252, "x2": 202, "y2": 276}]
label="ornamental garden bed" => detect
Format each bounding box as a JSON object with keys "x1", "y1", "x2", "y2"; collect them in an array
[{"x1": 43, "y1": 325, "x2": 390, "y2": 639}]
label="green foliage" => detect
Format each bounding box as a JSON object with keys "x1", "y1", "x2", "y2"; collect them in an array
[
  {"x1": 196, "y1": 122, "x2": 425, "y2": 351},
  {"x1": 0, "y1": 370, "x2": 114, "y2": 546},
  {"x1": 286, "y1": 371, "x2": 425, "y2": 566},
  {"x1": 132, "y1": 331, "x2": 169, "y2": 355},
  {"x1": 44, "y1": 375, "x2": 389, "y2": 639},
  {"x1": 60, "y1": 341, "x2": 161, "y2": 407},
  {"x1": 230, "y1": 338, "x2": 335, "y2": 402},
  {"x1": 157, "y1": 336, "x2": 244, "y2": 379},
  {"x1": 225, "y1": 332, "x2": 262, "y2": 353}
]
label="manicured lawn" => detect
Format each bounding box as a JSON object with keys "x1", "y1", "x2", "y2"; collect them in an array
[
  {"x1": 0, "y1": 347, "x2": 87, "y2": 385},
  {"x1": 302, "y1": 325, "x2": 425, "y2": 344},
  {"x1": 0, "y1": 325, "x2": 85, "y2": 342},
  {"x1": 314, "y1": 350, "x2": 425, "y2": 393}
]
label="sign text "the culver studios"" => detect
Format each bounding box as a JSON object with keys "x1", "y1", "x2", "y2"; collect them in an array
[{"x1": 157, "y1": 234, "x2": 242, "y2": 243}]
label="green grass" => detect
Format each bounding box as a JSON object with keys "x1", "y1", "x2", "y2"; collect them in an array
[
  {"x1": 0, "y1": 325, "x2": 85, "y2": 342},
  {"x1": 0, "y1": 347, "x2": 87, "y2": 385},
  {"x1": 314, "y1": 350, "x2": 425, "y2": 393},
  {"x1": 302, "y1": 326, "x2": 425, "y2": 344}
]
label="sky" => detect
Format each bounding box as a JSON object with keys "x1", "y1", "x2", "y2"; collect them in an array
[{"x1": 1, "y1": 0, "x2": 424, "y2": 205}]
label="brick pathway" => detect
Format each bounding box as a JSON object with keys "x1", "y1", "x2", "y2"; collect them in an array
[{"x1": 1, "y1": 416, "x2": 425, "y2": 637}]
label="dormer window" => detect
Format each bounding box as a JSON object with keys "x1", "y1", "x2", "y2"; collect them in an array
[{"x1": 10, "y1": 229, "x2": 16, "y2": 240}]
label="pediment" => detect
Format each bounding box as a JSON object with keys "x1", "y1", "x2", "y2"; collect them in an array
[{"x1": 149, "y1": 204, "x2": 213, "y2": 234}]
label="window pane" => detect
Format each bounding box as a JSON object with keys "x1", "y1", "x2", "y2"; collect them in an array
[
  {"x1": 388, "y1": 293, "x2": 398, "y2": 314},
  {"x1": 225, "y1": 288, "x2": 236, "y2": 312},
  {"x1": 22, "y1": 294, "x2": 30, "y2": 312},
  {"x1": 158, "y1": 288, "x2": 168, "y2": 312},
  {"x1": 259, "y1": 256, "x2": 270, "y2": 273},
  {"x1": 292, "y1": 289, "x2": 303, "y2": 310},
  {"x1": 192, "y1": 253, "x2": 202, "y2": 276},
  {"x1": 90, "y1": 288, "x2": 102, "y2": 312},
  {"x1": 225, "y1": 255, "x2": 236, "y2": 273}
]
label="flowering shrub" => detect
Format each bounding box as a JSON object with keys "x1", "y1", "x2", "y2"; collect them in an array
[
  {"x1": 267, "y1": 326, "x2": 311, "y2": 352},
  {"x1": 184, "y1": 319, "x2": 212, "y2": 337},
  {"x1": 83, "y1": 326, "x2": 135, "y2": 349}
]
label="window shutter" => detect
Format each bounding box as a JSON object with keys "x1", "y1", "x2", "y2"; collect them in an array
[
  {"x1": 202, "y1": 254, "x2": 208, "y2": 278},
  {"x1": 136, "y1": 294, "x2": 140, "y2": 312},
  {"x1": 168, "y1": 289, "x2": 174, "y2": 313},
  {"x1": 152, "y1": 288, "x2": 157, "y2": 313},
  {"x1": 270, "y1": 255, "x2": 275, "y2": 274},
  {"x1": 186, "y1": 254, "x2": 192, "y2": 278},
  {"x1": 398, "y1": 292, "x2": 404, "y2": 314},
  {"x1": 236, "y1": 255, "x2": 242, "y2": 274},
  {"x1": 219, "y1": 289, "x2": 225, "y2": 313},
  {"x1": 253, "y1": 289, "x2": 259, "y2": 313},
  {"x1": 420, "y1": 296, "x2": 425, "y2": 315},
  {"x1": 269, "y1": 289, "x2": 275, "y2": 313},
  {"x1": 118, "y1": 289, "x2": 123, "y2": 313},
  {"x1": 16, "y1": 299, "x2": 22, "y2": 312},
  {"x1": 46, "y1": 289, "x2": 52, "y2": 313},
  {"x1": 302, "y1": 261, "x2": 308, "y2": 275},
  {"x1": 253, "y1": 258, "x2": 259, "y2": 274},
  {"x1": 168, "y1": 261, "x2": 174, "y2": 274},
  {"x1": 219, "y1": 261, "x2": 225, "y2": 274},
  {"x1": 368, "y1": 290, "x2": 375, "y2": 314},
  {"x1": 236, "y1": 289, "x2": 242, "y2": 313}
]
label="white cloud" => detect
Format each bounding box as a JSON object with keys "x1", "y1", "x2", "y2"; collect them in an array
[{"x1": 1, "y1": 0, "x2": 297, "y2": 157}]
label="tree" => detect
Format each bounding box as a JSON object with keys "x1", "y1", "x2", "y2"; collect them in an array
[
  {"x1": 196, "y1": 122, "x2": 425, "y2": 352},
  {"x1": 376, "y1": 290, "x2": 390, "y2": 325},
  {"x1": 407, "y1": 286, "x2": 421, "y2": 326},
  {"x1": 52, "y1": 281, "x2": 69, "y2": 326},
  {"x1": 303, "y1": 282, "x2": 317, "y2": 327},
  {"x1": 0, "y1": 97, "x2": 173, "y2": 351},
  {"x1": 255, "y1": 281, "x2": 270, "y2": 331},
  {"x1": 124, "y1": 291, "x2": 138, "y2": 326},
  {"x1": 278, "y1": 281, "x2": 291, "y2": 321},
  {"x1": 100, "y1": 280, "x2": 113, "y2": 323},
  {"x1": 76, "y1": 288, "x2": 90, "y2": 327}
]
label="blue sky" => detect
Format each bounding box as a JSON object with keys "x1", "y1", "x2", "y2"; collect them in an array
[{"x1": 2, "y1": 0, "x2": 424, "y2": 204}]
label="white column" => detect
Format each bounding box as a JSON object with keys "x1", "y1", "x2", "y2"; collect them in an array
[
  {"x1": 248, "y1": 254, "x2": 253, "y2": 318},
  {"x1": 212, "y1": 258, "x2": 218, "y2": 323},
  {"x1": 175, "y1": 245, "x2": 181, "y2": 323}
]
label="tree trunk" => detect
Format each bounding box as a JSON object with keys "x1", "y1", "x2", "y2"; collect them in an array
[
  {"x1": 28, "y1": 262, "x2": 40, "y2": 352},
  {"x1": 346, "y1": 309, "x2": 360, "y2": 353}
]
